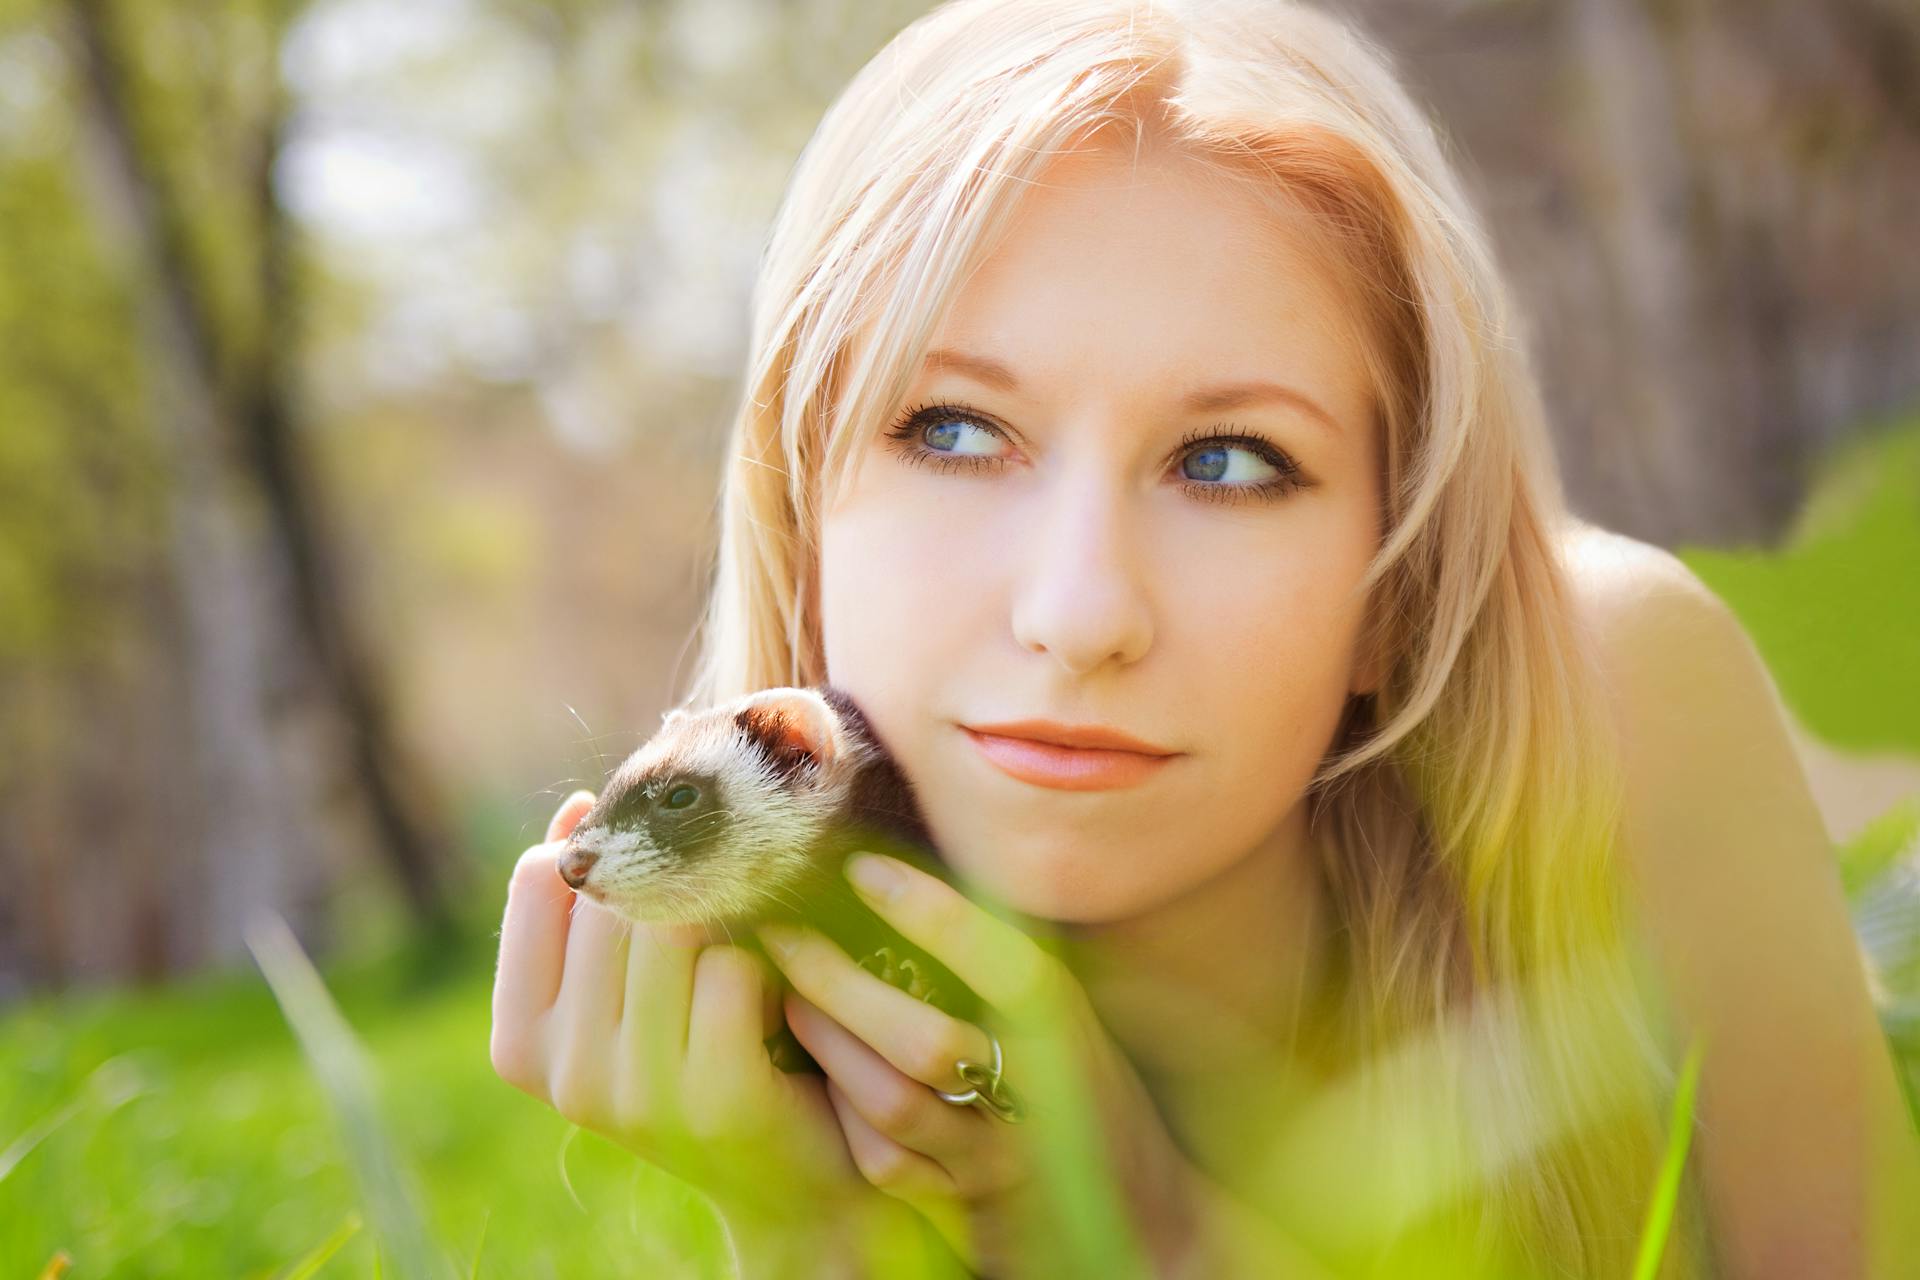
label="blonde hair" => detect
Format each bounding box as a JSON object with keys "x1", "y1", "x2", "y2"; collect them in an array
[{"x1": 680, "y1": 0, "x2": 1709, "y2": 1273}]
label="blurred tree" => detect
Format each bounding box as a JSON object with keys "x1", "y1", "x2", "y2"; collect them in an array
[
  {"x1": 63, "y1": 0, "x2": 460, "y2": 956},
  {"x1": 0, "y1": 0, "x2": 459, "y2": 995},
  {"x1": 1352, "y1": 0, "x2": 1920, "y2": 544}
]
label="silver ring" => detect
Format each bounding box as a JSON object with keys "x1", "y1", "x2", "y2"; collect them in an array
[{"x1": 932, "y1": 1028, "x2": 1025, "y2": 1123}]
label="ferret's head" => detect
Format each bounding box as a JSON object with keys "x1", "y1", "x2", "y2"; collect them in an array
[{"x1": 555, "y1": 686, "x2": 876, "y2": 925}]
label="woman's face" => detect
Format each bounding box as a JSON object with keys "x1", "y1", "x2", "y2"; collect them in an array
[{"x1": 819, "y1": 145, "x2": 1385, "y2": 924}]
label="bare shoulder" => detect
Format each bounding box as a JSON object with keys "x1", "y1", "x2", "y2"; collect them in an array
[
  {"x1": 1553, "y1": 517, "x2": 1920, "y2": 1277},
  {"x1": 1555, "y1": 519, "x2": 1771, "y2": 755},
  {"x1": 1556, "y1": 518, "x2": 1735, "y2": 642}
]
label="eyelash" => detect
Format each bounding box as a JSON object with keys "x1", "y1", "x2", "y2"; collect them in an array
[{"x1": 881, "y1": 399, "x2": 1311, "y2": 505}]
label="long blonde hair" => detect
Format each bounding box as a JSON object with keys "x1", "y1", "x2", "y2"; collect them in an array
[{"x1": 680, "y1": 0, "x2": 1708, "y2": 1273}]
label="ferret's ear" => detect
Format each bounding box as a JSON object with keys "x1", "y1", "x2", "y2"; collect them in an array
[
  {"x1": 661, "y1": 705, "x2": 693, "y2": 731},
  {"x1": 733, "y1": 687, "x2": 840, "y2": 783}
]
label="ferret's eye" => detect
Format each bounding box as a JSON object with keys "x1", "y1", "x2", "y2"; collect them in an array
[{"x1": 662, "y1": 784, "x2": 699, "y2": 810}]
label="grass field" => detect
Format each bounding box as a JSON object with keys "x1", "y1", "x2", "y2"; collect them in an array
[
  {"x1": 0, "y1": 916, "x2": 736, "y2": 1278},
  {"x1": 3, "y1": 409, "x2": 1916, "y2": 1278}
]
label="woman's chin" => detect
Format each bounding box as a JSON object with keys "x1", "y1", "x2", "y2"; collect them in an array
[{"x1": 938, "y1": 845, "x2": 1138, "y2": 926}]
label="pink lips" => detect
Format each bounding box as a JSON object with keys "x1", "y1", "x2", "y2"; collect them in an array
[{"x1": 961, "y1": 725, "x2": 1179, "y2": 791}]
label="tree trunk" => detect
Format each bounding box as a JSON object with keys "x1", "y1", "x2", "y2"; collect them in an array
[{"x1": 60, "y1": 0, "x2": 457, "y2": 978}]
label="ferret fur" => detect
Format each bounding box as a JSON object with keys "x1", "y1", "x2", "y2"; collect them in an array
[{"x1": 555, "y1": 684, "x2": 983, "y2": 1072}]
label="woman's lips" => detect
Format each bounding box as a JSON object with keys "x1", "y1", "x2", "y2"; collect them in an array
[{"x1": 961, "y1": 726, "x2": 1178, "y2": 791}]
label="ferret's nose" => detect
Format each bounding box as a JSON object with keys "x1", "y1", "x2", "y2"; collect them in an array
[{"x1": 556, "y1": 847, "x2": 597, "y2": 890}]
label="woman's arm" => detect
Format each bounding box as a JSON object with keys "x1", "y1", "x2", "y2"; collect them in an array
[{"x1": 1568, "y1": 529, "x2": 1920, "y2": 1279}]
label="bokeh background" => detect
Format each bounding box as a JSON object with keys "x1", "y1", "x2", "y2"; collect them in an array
[{"x1": 1, "y1": 0, "x2": 1916, "y2": 1275}]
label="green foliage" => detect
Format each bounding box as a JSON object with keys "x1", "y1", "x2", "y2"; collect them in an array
[
  {"x1": 1677, "y1": 408, "x2": 1920, "y2": 756},
  {"x1": 0, "y1": 110, "x2": 161, "y2": 677},
  {"x1": 1839, "y1": 797, "x2": 1920, "y2": 900}
]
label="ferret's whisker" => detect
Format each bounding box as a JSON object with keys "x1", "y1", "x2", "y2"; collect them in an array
[
  {"x1": 562, "y1": 702, "x2": 624, "y2": 778},
  {"x1": 512, "y1": 779, "x2": 600, "y2": 841},
  {"x1": 763, "y1": 884, "x2": 810, "y2": 919}
]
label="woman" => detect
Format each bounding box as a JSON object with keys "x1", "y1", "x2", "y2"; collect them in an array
[{"x1": 490, "y1": 0, "x2": 1920, "y2": 1275}]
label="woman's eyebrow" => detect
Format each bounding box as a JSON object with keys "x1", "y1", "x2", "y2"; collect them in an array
[{"x1": 921, "y1": 347, "x2": 1342, "y2": 434}]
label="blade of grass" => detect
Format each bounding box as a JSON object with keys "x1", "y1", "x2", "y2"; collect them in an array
[
  {"x1": 1630, "y1": 1031, "x2": 1706, "y2": 1280},
  {"x1": 466, "y1": 1208, "x2": 490, "y2": 1280},
  {"x1": 0, "y1": 1097, "x2": 83, "y2": 1186},
  {"x1": 1838, "y1": 798, "x2": 1920, "y2": 899},
  {"x1": 0, "y1": 1056, "x2": 150, "y2": 1185},
  {"x1": 246, "y1": 908, "x2": 454, "y2": 1280},
  {"x1": 555, "y1": 1123, "x2": 588, "y2": 1213},
  {"x1": 276, "y1": 1211, "x2": 363, "y2": 1280}
]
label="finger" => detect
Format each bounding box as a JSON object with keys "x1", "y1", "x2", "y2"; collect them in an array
[
  {"x1": 494, "y1": 840, "x2": 579, "y2": 1027},
  {"x1": 615, "y1": 922, "x2": 705, "y2": 1118},
  {"x1": 762, "y1": 924, "x2": 995, "y2": 1097},
  {"x1": 683, "y1": 946, "x2": 776, "y2": 1134},
  {"x1": 546, "y1": 789, "x2": 596, "y2": 843},
  {"x1": 842, "y1": 854, "x2": 1069, "y2": 1024},
  {"x1": 785, "y1": 991, "x2": 986, "y2": 1159},
  {"x1": 825, "y1": 1079, "x2": 960, "y2": 1204},
  {"x1": 554, "y1": 895, "x2": 631, "y2": 1045}
]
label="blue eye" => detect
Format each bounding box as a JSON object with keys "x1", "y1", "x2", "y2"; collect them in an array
[
  {"x1": 663, "y1": 785, "x2": 698, "y2": 809},
  {"x1": 1180, "y1": 441, "x2": 1279, "y2": 485},
  {"x1": 920, "y1": 415, "x2": 1002, "y2": 456},
  {"x1": 882, "y1": 401, "x2": 1308, "y2": 505}
]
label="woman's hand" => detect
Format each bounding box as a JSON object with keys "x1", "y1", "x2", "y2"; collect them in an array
[
  {"x1": 488, "y1": 792, "x2": 962, "y2": 1275},
  {"x1": 757, "y1": 852, "x2": 1213, "y2": 1279}
]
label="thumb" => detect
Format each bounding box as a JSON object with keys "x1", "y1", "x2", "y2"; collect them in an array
[{"x1": 546, "y1": 789, "x2": 596, "y2": 843}]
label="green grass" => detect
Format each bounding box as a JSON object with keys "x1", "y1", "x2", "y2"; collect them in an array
[
  {"x1": 1630, "y1": 1033, "x2": 1706, "y2": 1280},
  {"x1": 0, "y1": 907, "x2": 732, "y2": 1278}
]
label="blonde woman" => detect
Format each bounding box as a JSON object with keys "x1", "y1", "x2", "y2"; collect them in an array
[{"x1": 489, "y1": 1, "x2": 1920, "y2": 1275}]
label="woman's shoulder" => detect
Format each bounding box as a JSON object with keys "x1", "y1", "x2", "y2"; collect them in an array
[
  {"x1": 1552, "y1": 517, "x2": 1729, "y2": 636},
  {"x1": 1550, "y1": 517, "x2": 1752, "y2": 717},
  {"x1": 1548, "y1": 518, "x2": 1920, "y2": 1274}
]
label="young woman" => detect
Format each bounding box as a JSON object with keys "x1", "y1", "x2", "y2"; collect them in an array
[{"x1": 490, "y1": 1, "x2": 1920, "y2": 1275}]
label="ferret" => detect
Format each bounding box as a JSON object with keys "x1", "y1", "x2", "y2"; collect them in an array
[{"x1": 554, "y1": 684, "x2": 983, "y2": 1074}]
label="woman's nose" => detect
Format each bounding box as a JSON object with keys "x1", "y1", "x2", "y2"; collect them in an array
[{"x1": 1008, "y1": 472, "x2": 1154, "y2": 675}]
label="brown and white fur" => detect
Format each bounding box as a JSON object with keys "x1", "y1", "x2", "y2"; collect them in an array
[{"x1": 554, "y1": 685, "x2": 983, "y2": 1063}]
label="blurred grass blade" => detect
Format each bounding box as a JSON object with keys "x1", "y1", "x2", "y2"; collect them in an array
[
  {"x1": 1246, "y1": 944, "x2": 1670, "y2": 1257},
  {"x1": 277, "y1": 1211, "x2": 363, "y2": 1280},
  {"x1": 555, "y1": 1123, "x2": 588, "y2": 1213},
  {"x1": 0, "y1": 1097, "x2": 83, "y2": 1186},
  {"x1": 1837, "y1": 798, "x2": 1920, "y2": 898},
  {"x1": 245, "y1": 908, "x2": 454, "y2": 1280},
  {"x1": 466, "y1": 1208, "x2": 490, "y2": 1280},
  {"x1": 1, "y1": 1056, "x2": 151, "y2": 1185},
  {"x1": 1631, "y1": 1032, "x2": 1705, "y2": 1280}
]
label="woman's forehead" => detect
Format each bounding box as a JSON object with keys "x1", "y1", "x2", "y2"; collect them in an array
[
  {"x1": 929, "y1": 148, "x2": 1369, "y2": 357},
  {"x1": 913, "y1": 201, "x2": 1369, "y2": 435}
]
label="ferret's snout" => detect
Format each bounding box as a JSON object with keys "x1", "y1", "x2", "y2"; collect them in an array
[{"x1": 556, "y1": 844, "x2": 597, "y2": 890}]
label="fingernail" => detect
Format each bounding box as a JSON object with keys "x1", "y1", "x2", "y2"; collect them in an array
[{"x1": 845, "y1": 853, "x2": 905, "y2": 903}]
